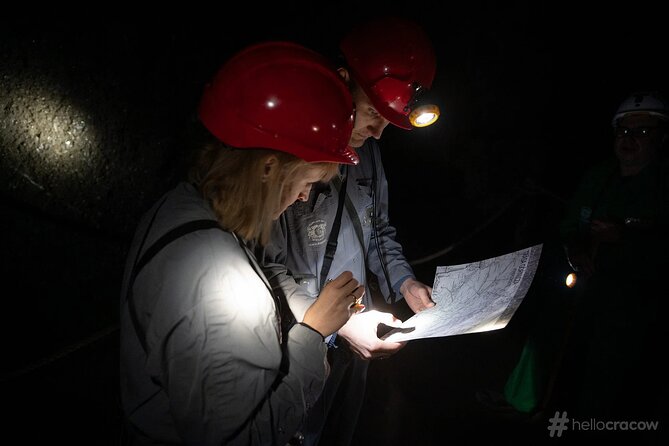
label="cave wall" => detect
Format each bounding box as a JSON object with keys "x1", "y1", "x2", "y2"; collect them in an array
[{"x1": 1, "y1": 3, "x2": 667, "y2": 443}]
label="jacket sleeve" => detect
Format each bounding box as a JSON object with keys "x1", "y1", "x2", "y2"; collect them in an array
[
  {"x1": 155, "y1": 265, "x2": 328, "y2": 445},
  {"x1": 365, "y1": 143, "x2": 415, "y2": 300},
  {"x1": 558, "y1": 162, "x2": 612, "y2": 245},
  {"x1": 258, "y1": 217, "x2": 316, "y2": 323}
]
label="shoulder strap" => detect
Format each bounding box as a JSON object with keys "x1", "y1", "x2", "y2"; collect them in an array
[
  {"x1": 130, "y1": 220, "x2": 222, "y2": 287},
  {"x1": 125, "y1": 219, "x2": 221, "y2": 353},
  {"x1": 319, "y1": 166, "x2": 349, "y2": 290},
  {"x1": 368, "y1": 148, "x2": 397, "y2": 303},
  {"x1": 331, "y1": 175, "x2": 366, "y2": 254}
]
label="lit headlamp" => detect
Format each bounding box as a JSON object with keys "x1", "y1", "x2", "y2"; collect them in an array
[
  {"x1": 405, "y1": 83, "x2": 440, "y2": 128},
  {"x1": 564, "y1": 272, "x2": 577, "y2": 288}
]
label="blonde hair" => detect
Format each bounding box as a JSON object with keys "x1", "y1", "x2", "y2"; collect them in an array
[{"x1": 189, "y1": 141, "x2": 339, "y2": 245}]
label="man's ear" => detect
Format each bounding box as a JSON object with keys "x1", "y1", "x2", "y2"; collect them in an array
[
  {"x1": 337, "y1": 67, "x2": 350, "y2": 84},
  {"x1": 262, "y1": 155, "x2": 278, "y2": 183}
]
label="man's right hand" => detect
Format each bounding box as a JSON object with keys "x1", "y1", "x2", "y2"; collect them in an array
[{"x1": 303, "y1": 271, "x2": 364, "y2": 338}]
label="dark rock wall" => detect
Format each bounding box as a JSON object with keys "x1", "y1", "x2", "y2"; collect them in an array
[{"x1": 1, "y1": 4, "x2": 667, "y2": 443}]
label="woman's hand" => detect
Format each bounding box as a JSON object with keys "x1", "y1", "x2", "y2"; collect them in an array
[{"x1": 303, "y1": 271, "x2": 365, "y2": 337}]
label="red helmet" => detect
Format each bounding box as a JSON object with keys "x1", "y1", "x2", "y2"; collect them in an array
[
  {"x1": 340, "y1": 17, "x2": 437, "y2": 130},
  {"x1": 198, "y1": 41, "x2": 358, "y2": 165}
]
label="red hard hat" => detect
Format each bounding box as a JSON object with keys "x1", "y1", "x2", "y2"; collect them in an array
[
  {"x1": 198, "y1": 41, "x2": 358, "y2": 165},
  {"x1": 340, "y1": 17, "x2": 437, "y2": 130}
]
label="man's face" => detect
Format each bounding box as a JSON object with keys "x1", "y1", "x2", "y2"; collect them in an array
[
  {"x1": 348, "y1": 85, "x2": 390, "y2": 148},
  {"x1": 613, "y1": 114, "x2": 665, "y2": 172}
]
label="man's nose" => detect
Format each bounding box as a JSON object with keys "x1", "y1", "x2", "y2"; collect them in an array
[{"x1": 369, "y1": 118, "x2": 390, "y2": 139}]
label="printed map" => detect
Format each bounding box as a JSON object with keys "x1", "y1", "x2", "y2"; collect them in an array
[{"x1": 382, "y1": 244, "x2": 542, "y2": 342}]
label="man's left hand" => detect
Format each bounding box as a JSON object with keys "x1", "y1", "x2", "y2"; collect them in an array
[
  {"x1": 590, "y1": 219, "x2": 622, "y2": 243},
  {"x1": 400, "y1": 278, "x2": 435, "y2": 313}
]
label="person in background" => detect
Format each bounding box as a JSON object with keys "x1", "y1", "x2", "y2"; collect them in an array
[
  {"x1": 558, "y1": 90, "x2": 668, "y2": 419},
  {"x1": 119, "y1": 41, "x2": 365, "y2": 445},
  {"x1": 477, "y1": 91, "x2": 668, "y2": 421},
  {"x1": 260, "y1": 17, "x2": 439, "y2": 446}
]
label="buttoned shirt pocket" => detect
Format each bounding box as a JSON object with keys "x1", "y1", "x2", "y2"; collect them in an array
[{"x1": 354, "y1": 179, "x2": 374, "y2": 227}]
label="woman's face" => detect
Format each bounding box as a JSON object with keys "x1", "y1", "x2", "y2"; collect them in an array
[{"x1": 273, "y1": 165, "x2": 326, "y2": 219}]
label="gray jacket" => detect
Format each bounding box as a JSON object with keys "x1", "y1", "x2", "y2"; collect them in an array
[
  {"x1": 120, "y1": 182, "x2": 329, "y2": 445},
  {"x1": 261, "y1": 140, "x2": 415, "y2": 322}
]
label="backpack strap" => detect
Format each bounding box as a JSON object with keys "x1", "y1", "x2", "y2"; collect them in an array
[
  {"x1": 319, "y1": 166, "x2": 349, "y2": 290},
  {"x1": 125, "y1": 218, "x2": 221, "y2": 353}
]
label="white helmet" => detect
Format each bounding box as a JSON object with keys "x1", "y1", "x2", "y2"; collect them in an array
[{"x1": 612, "y1": 91, "x2": 669, "y2": 125}]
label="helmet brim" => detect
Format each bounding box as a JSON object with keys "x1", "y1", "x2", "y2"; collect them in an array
[
  {"x1": 374, "y1": 100, "x2": 413, "y2": 130},
  {"x1": 204, "y1": 119, "x2": 361, "y2": 166},
  {"x1": 355, "y1": 75, "x2": 414, "y2": 130},
  {"x1": 298, "y1": 144, "x2": 360, "y2": 165},
  {"x1": 612, "y1": 111, "x2": 669, "y2": 125}
]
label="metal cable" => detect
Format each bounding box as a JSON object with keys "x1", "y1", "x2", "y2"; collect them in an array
[{"x1": 0, "y1": 323, "x2": 119, "y2": 382}]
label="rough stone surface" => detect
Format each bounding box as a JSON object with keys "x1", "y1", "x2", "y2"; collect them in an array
[{"x1": 2, "y1": 8, "x2": 667, "y2": 445}]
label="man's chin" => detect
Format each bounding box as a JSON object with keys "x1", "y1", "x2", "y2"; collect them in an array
[{"x1": 349, "y1": 134, "x2": 368, "y2": 148}]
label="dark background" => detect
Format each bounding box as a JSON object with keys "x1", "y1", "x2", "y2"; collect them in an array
[{"x1": 1, "y1": 3, "x2": 667, "y2": 444}]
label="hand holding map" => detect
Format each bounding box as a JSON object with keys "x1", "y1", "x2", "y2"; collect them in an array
[{"x1": 382, "y1": 244, "x2": 542, "y2": 342}]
